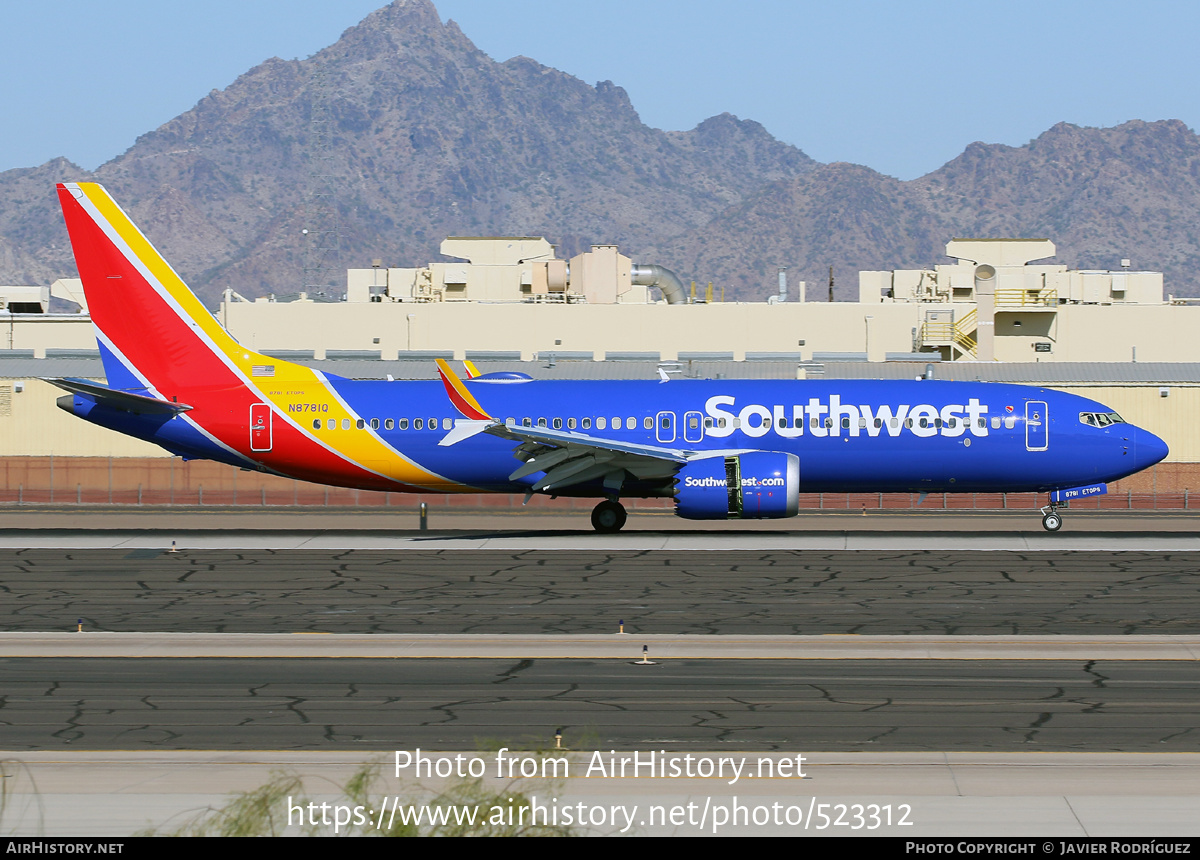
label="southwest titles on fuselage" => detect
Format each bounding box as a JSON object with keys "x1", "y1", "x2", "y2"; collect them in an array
[{"x1": 704, "y1": 395, "x2": 992, "y2": 439}]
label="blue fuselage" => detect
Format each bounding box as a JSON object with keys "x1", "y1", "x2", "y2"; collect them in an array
[{"x1": 301, "y1": 377, "x2": 1167, "y2": 496}]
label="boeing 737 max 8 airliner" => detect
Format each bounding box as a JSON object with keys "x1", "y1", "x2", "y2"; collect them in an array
[{"x1": 48, "y1": 183, "x2": 1168, "y2": 532}]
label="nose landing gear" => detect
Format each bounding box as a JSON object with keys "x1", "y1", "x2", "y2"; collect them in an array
[
  {"x1": 1040, "y1": 505, "x2": 1063, "y2": 532},
  {"x1": 591, "y1": 499, "x2": 627, "y2": 533}
]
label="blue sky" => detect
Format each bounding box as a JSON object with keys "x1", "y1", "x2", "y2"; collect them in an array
[{"x1": 1, "y1": 0, "x2": 1195, "y2": 180}]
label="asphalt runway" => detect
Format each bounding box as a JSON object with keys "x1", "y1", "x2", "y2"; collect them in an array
[
  {"x1": 3, "y1": 658, "x2": 1199, "y2": 752},
  {"x1": 2, "y1": 522, "x2": 1198, "y2": 836},
  {"x1": 3, "y1": 548, "x2": 1200, "y2": 634}
]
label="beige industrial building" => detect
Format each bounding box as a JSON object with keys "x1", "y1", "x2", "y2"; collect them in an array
[
  {"x1": 200, "y1": 237, "x2": 1186, "y2": 364},
  {"x1": 3, "y1": 235, "x2": 1200, "y2": 500},
  {"x1": 3, "y1": 237, "x2": 1192, "y2": 364}
]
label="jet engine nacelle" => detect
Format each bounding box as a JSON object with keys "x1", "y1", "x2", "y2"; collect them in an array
[{"x1": 674, "y1": 452, "x2": 799, "y2": 520}]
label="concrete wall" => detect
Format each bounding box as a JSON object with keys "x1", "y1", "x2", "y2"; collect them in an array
[
  {"x1": 211, "y1": 300, "x2": 924, "y2": 362},
  {"x1": 1, "y1": 315, "x2": 95, "y2": 357}
]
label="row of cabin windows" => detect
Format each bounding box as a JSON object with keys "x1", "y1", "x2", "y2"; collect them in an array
[
  {"x1": 309, "y1": 416, "x2": 665, "y2": 432},
  {"x1": 738, "y1": 416, "x2": 1017, "y2": 430},
  {"x1": 312, "y1": 417, "x2": 453, "y2": 431},
  {"x1": 310, "y1": 414, "x2": 1023, "y2": 432}
]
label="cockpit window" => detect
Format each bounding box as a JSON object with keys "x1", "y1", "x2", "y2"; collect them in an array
[{"x1": 1079, "y1": 411, "x2": 1126, "y2": 427}]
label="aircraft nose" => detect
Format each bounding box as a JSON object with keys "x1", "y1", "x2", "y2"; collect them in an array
[{"x1": 1133, "y1": 427, "x2": 1169, "y2": 471}]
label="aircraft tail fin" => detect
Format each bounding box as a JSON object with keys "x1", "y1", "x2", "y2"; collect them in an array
[{"x1": 55, "y1": 182, "x2": 263, "y2": 399}]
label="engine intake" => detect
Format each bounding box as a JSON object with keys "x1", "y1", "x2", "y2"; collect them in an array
[{"x1": 674, "y1": 452, "x2": 799, "y2": 520}]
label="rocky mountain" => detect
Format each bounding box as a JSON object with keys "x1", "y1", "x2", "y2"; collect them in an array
[
  {"x1": 0, "y1": 0, "x2": 814, "y2": 303},
  {"x1": 919, "y1": 119, "x2": 1200, "y2": 282},
  {"x1": 660, "y1": 120, "x2": 1200, "y2": 299},
  {"x1": 0, "y1": 0, "x2": 1197, "y2": 303}
]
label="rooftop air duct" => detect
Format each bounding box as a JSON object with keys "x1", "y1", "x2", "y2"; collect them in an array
[{"x1": 631, "y1": 263, "x2": 687, "y2": 305}]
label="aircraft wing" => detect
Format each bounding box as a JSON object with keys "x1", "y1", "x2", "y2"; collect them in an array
[
  {"x1": 433, "y1": 357, "x2": 689, "y2": 493},
  {"x1": 486, "y1": 423, "x2": 689, "y2": 494}
]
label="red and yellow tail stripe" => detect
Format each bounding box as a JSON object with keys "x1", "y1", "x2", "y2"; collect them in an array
[{"x1": 58, "y1": 182, "x2": 470, "y2": 492}]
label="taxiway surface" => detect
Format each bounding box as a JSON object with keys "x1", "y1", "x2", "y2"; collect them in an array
[
  {"x1": 4, "y1": 657, "x2": 1198, "y2": 751},
  {"x1": 1, "y1": 548, "x2": 1197, "y2": 634}
]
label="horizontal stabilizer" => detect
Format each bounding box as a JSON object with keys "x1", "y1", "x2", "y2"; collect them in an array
[{"x1": 46, "y1": 377, "x2": 192, "y2": 415}]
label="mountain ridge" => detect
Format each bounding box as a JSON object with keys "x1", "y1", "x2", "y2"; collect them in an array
[{"x1": 0, "y1": 0, "x2": 1196, "y2": 302}]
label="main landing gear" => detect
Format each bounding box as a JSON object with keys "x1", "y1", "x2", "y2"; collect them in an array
[
  {"x1": 591, "y1": 499, "x2": 627, "y2": 533},
  {"x1": 1040, "y1": 505, "x2": 1063, "y2": 532}
]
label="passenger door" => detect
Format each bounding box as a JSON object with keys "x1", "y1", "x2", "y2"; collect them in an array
[{"x1": 1025, "y1": 401, "x2": 1047, "y2": 451}]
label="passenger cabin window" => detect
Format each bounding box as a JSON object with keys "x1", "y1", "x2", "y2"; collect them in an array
[
  {"x1": 341, "y1": 419, "x2": 351, "y2": 430},
  {"x1": 567, "y1": 418, "x2": 576, "y2": 430},
  {"x1": 385, "y1": 419, "x2": 394, "y2": 430},
  {"x1": 312, "y1": 419, "x2": 321, "y2": 430},
  {"x1": 553, "y1": 418, "x2": 562, "y2": 430},
  {"x1": 443, "y1": 418, "x2": 452, "y2": 430},
  {"x1": 399, "y1": 418, "x2": 409, "y2": 430},
  {"x1": 991, "y1": 417, "x2": 1001, "y2": 429},
  {"x1": 644, "y1": 417, "x2": 654, "y2": 430},
  {"x1": 597, "y1": 417, "x2": 607, "y2": 429},
  {"x1": 370, "y1": 418, "x2": 380, "y2": 430},
  {"x1": 415, "y1": 418, "x2": 424, "y2": 430},
  {"x1": 582, "y1": 418, "x2": 592, "y2": 429},
  {"x1": 522, "y1": 418, "x2": 532, "y2": 427},
  {"x1": 1004, "y1": 416, "x2": 1017, "y2": 429}
]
